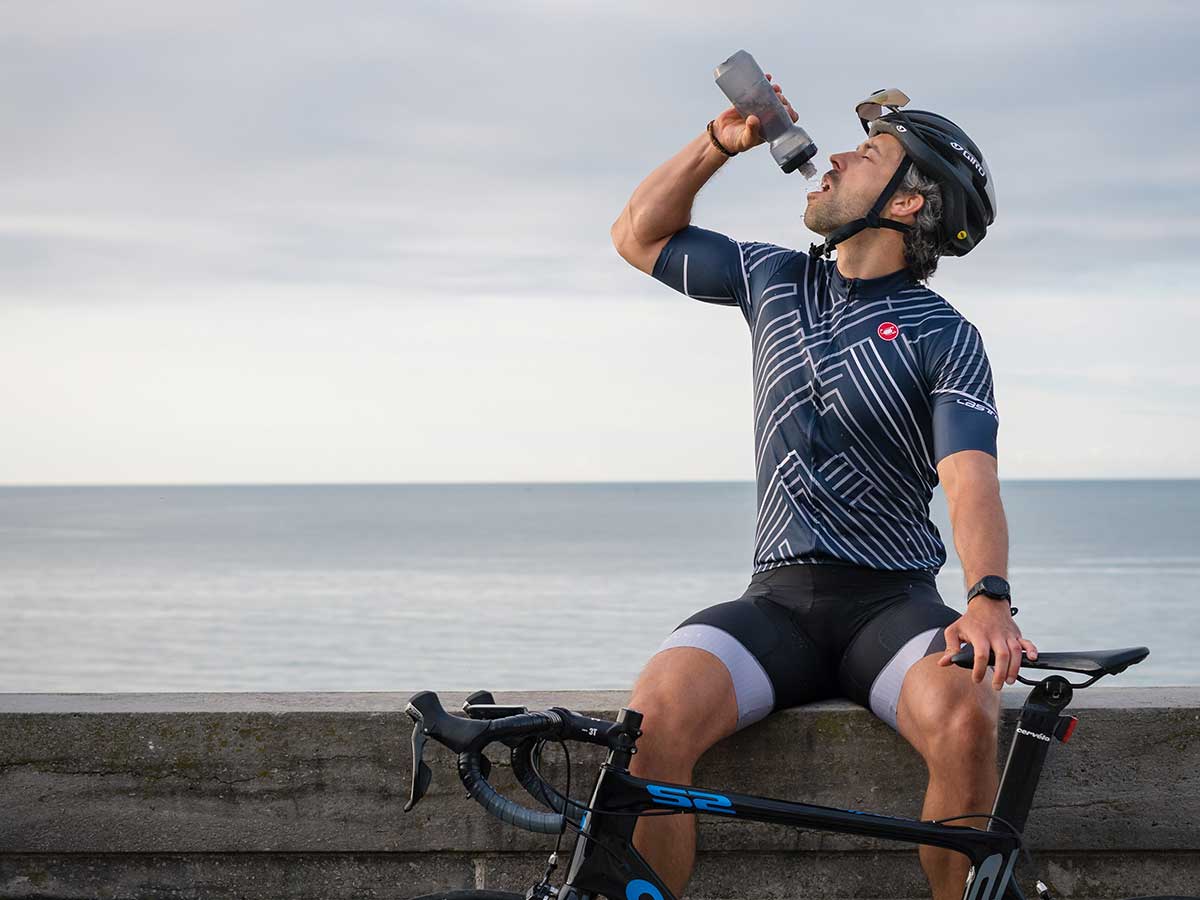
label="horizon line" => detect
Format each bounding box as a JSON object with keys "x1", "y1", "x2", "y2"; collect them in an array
[{"x1": 2, "y1": 476, "x2": 1199, "y2": 489}]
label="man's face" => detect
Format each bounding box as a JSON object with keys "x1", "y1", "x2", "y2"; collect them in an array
[{"x1": 804, "y1": 132, "x2": 907, "y2": 236}]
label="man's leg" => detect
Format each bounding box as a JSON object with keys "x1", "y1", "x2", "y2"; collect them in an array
[
  {"x1": 627, "y1": 646, "x2": 740, "y2": 898},
  {"x1": 896, "y1": 653, "x2": 1001, "y2": 900}
]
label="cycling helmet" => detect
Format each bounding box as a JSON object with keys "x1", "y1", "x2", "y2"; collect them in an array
[{"x1": 810, "y1": 89, "x2": 996, "y2": 259}]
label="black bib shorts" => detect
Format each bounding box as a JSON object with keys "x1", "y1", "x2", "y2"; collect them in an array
[{"x1": 656, "y1": 563, "x2": 961, "y2": 732}]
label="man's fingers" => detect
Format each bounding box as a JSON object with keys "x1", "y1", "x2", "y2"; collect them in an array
[
  {"x1": 769, "y1": 83, "x2": 799, "y2": 122},
  {"x1": 1020, "y1": 638, "x2": 1039, "y2": 660},
  {"x1": 991, "y1": 644, "x2": 1009, "y2": 690},
  {"x1": 938, "y1": 623, "x2": 961, "y2": 666},
  {"x1": 1007, "y1": 637, "x2": 1024, "y2": 684},
  {"x1": 972, "y1": 639, "x2": 989, "y2": 684}
]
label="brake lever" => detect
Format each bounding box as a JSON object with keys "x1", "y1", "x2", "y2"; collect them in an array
[{"x1": 405, "y1": 706, "x2": 433, "y2": 812}]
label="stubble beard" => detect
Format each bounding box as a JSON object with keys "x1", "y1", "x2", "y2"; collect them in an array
[{"x1": 804, "y1": 191, "x2": 855, "y2": 236}]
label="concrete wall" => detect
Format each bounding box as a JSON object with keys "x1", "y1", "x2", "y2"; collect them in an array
[{"x1": 1, "y1": 688, "x2": 1198, "y2": 900}]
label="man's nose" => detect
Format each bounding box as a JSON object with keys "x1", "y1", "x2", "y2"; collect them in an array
[{"x1": 829, "y1": 152, "x2": 849, "y2": 171}]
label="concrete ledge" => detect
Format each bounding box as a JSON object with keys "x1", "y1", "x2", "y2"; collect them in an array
[{"x1": 2, "y1": 689, "x2": 1198, "y2": 899}]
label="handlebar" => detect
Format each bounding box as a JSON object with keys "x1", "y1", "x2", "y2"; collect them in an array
[
  {"x1": 404, "y1": 690, "x2": 636, "y2": 834},
  {"x1": 406, "y1": 690, "x2": 561, "y2": 752},
  {"x1": 459, "y1": 748, "x2": 566, "y2": 834},
  {"x1": 511, "y1": 736, "x2": 588, "y2": 824}
]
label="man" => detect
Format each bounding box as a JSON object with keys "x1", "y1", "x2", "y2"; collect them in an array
[{"x1": 609, "y1": 79, "x2": 1039, "y2": 900}]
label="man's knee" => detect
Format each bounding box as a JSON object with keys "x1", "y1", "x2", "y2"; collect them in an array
[
  {"x1": 628, "y1": 647, "x2": 739, "y2": 773},
  {"x1": 902, "y1": 664, "x2": 999, "y2": 765},
  {"x1": 923, "y1": 693, "x2": 998, "y2": 764}
]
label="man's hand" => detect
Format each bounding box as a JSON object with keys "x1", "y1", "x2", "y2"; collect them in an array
[
  {"x1": 713, "y1": 74, "x2": 799, "y2": 154},
  {"x1": 938, "y1": 600, "x2": 1039, "y2": 690}
]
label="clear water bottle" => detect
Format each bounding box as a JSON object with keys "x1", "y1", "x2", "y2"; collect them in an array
[{"x1": 714, "y1": 50, "x2": 818, "y2": 178}]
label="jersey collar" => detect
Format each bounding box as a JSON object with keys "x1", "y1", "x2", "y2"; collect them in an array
[{"x1": 830, "y1": 264, "x2": 918, "y2": 300}]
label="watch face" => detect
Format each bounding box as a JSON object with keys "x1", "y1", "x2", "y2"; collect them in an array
[{"x1": 981, "y1": 575, "x2": 1010, "y2": 597}]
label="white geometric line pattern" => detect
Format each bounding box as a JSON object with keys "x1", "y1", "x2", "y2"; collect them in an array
[{"x1": 652, "y1": 226, "x2": 999, "y2": 572}]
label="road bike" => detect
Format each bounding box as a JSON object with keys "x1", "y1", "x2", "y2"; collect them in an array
[{"x1": 405, "y1": 643, "x2": 1192, "y2": 900}]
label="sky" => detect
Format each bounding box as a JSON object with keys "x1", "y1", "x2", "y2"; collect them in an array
[{"x1": 3, "y1": 1, "x2": 1199, "y2": 484}]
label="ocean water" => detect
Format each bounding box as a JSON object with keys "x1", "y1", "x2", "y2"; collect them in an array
[{"x1": 1, "y1": 481, "x2": 1197, "y2": 693}]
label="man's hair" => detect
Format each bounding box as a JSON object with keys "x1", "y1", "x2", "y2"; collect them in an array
[{"x1": 869, "y1": 120, "x2": 944, "y2": 281}]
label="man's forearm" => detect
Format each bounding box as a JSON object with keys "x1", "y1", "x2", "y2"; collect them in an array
[
  {"x1": 948, "y1": 481, "x2": 1009, "y2": 592},
  {"x1": 617, "y1": 130, "x2": 731, "y2": 245}
]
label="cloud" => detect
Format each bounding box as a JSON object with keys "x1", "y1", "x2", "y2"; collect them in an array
[
  {"x1": 1, "y1": 1, "x2": 1197, "y2": 481},
  {"x1": 3, "y1": 0, "x2": 1196, "y2": 303}
]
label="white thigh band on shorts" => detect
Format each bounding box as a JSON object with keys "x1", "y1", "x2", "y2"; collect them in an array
[
  {"x1": 656, "y1": 624, "x2": 776, "y2": 730},
  {"x1": 867, "y1": 626, "x2": 941, "y2": 731}
]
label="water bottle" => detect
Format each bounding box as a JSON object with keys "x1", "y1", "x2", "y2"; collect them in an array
[{"x1": 714, "y1": 50, "x2": 818, "y2": 178}]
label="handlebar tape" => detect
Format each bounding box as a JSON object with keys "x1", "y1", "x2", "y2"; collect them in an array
[
  {"x1": 459, "y1": 750, "x2": 566, "y2": 834},
  {"x1": 491, "y1": 711, "x2": 565, "y2": 742},
  {"x1": 511, "y1": 737, "x2": 587, "y2": 824}
]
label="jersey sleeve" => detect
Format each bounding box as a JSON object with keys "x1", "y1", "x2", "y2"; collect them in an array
[
  {"x1": 651, "y1": 225, "x2": 796, "y2": 324},
  {"x1": 926, "y1": 320, "x2": 999, "y2": 464}
]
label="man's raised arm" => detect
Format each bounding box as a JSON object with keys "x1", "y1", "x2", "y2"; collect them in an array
[
  {"x1": 610, "y1": 130, "x2": 730, "y2": 274},
  {"x1": 610, "y1": 76, "x2": 799, "y2": 274}
]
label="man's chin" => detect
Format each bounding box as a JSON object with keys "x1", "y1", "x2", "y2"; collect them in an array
[
  {"x1": 802, "y1": 212, "x2": 832, "y2": 237},
  {"x1": 804, "y1": 206, "x2": 855, "y2": 238}
]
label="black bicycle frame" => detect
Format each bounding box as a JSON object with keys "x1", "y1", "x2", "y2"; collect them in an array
[{"x1": 557, "y1": 676, "x2": 1080, "y2": 900}]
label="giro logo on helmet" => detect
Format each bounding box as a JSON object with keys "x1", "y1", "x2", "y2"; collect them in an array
[
  {"x1": 950, "y1": 141, "x2": 987, "y2": 179},
  {"x1": 877, "y1": 322, "x2": 899, "y2": 341}
]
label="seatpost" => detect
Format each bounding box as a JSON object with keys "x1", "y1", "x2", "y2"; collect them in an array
[{"x1": 989, "y1": 675, "x2": 1075, "y2": 835}]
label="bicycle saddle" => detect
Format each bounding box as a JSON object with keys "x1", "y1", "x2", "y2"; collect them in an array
[{"x1": 952, "y1": 645, "x2": 1149, "y2": 677}]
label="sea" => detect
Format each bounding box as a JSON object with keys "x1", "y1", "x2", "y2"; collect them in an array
[{"x1": 1, "y1": 481, "x2": 1197, "y2": 694}]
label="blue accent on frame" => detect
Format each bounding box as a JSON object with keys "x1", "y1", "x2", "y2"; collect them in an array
[
  {"x1": 646, "y1": 784, "x2": 691, "y2": 808},
  {"x1": 645, "y1": 784, "x2": 735, "y2": 815},
  {"x1": 626, "y1": 879, "x2": 664, "y2": 900}
]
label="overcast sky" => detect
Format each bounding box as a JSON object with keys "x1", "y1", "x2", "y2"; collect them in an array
[{"x1": 3, "y1": 1, "x2": 1198, "y2": 484}]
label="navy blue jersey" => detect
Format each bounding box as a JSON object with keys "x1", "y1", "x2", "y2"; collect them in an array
[{"x1": 652, "y1": 225, "x2": 998, "y2": 573}]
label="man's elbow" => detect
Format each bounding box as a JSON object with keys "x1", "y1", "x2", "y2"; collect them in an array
[
  {"x1": 610, "y1": 208, "x2": 670, "y2": 276},
  {"x1": 611, "y1": 206, "x2": 645, "y2": 260},
  {"x1": 610, "y1": 210, "x2": 631, "y2": 257}
]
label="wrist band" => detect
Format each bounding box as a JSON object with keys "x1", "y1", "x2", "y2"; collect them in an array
[{"x1": 707, "y1": 119, "x2": 738, "y2": 158}]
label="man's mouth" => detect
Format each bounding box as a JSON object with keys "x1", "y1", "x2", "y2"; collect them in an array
[{"x1": 807, "y1": 174, "x2": 833, "y2": 200}]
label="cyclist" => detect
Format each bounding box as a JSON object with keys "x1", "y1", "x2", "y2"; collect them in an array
[{"x1": 610, "y1": 80, "x2": 1039, "y2": 900}]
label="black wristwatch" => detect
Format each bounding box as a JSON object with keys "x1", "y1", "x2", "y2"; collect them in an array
[{"x1": 966, "y1": 575, "x2": 1017, "y2": 616}]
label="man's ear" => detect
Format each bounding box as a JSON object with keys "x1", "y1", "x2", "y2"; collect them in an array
[{"x1": 890, "y1": 191, "x2": 925, "y2": 221}]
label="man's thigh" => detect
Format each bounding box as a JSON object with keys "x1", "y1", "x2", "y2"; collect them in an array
[
  {"x1": 837, "y1": 576, "x2": 961, "y2": 732},
  {"x1": 630, "y1": 647, "x2": 741, "y2": 755},
  {"x1": 640, "y1": 589, "x2": 836, "y2": 737}
]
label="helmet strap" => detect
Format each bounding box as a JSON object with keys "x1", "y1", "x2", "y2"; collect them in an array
[{"x1": 809, "y1": 156, "x2": 915, "y2": 259}]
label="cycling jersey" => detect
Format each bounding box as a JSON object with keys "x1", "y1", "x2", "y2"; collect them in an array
[{"x1": 652, "y1": 225, "x2": 999, "y2": 573}]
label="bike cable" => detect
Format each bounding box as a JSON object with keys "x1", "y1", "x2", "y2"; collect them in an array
[
  {"x1": 526, "y1": 740, "x2": 684, "y2": 889},
  {"x1": 928, "y1": 812, "x2": 1034, "y2": 868},
  {"x1": 528, "y1": 742, "x2": 683, "y2": 822},
  {"x1": 530, "y1": 738, "x2": 571, "y2": 889}
]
